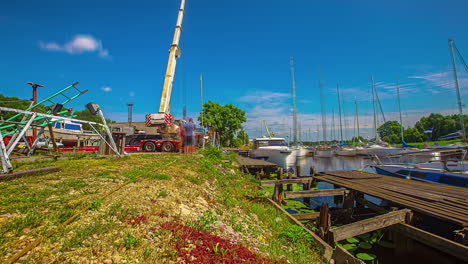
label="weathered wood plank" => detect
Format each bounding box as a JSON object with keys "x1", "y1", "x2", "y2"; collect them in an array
[
  {"x1": 284, "y1": 189, "x2": 347, "y2": 199},
  {"x1": 292, "y1": 212, "x2": 320, "y2": 220},
  {"x1": 332, "y1": 245, "x2": 365, "y2": 264},
  {"x1": 0, "y1": 167, "x2": 61, "y2": 181},
  {"x1": 265, "y1": 198, "x2": 333, "y2": 260},
  {"x1": 330, "y1": 209, "x2": 410, "y2": 242},
  {"x1": 392, "y1": 224, "x2": 468, "y2": 262},
  {"x1": 261, "y1": 178, "x2": 313, "y2": 186}
]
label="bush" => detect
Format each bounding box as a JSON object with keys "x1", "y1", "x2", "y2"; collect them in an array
[{"x1": 199, "y1": 147, "x2": 223, "y2": 160}]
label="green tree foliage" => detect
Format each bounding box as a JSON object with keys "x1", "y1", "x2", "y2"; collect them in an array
[
  {"x1": 236, "y1": 130, "x2": 249, "y2": 145},
  {"x1": 198, "y1": 101, "x2": 246, "y2": 147},
  {"x1": 73, "y1": 109, "x2": 114, "y2": 131},
  {"x1": 377, "y1": 120, "x2": 403, "y2": 144},
  {"x1": 414, "y1": 113, "x2": 467, "y2": 141},
  {"x1": 403, "y1": 127, "x2": 424, "y2": 143},
  {"x1": 0, "y1": 94, "x2": 48, "y2": 132}
]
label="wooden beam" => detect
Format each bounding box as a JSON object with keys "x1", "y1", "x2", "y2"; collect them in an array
[
  {"x1": 330, "y1": 209, "x2": 410, "y2": 242},
  {"x1": 392, "y1": 224, "x2": 468, "y2": 262},
  {"x1": 355, "y1": 197, "x2": 388, "y2": 214},
  {"x1": 332, "y1": 245, "x2": 364, "y2": 264},
  {"x1": 285, "y1": 189, "x2": 347, "y2": 199},
  {"x1": 292, "y1": 212, "x2": 320, "y2": 220},
  {"x1": 261, "y1": 178, "x2": 313, "y2": 186},
  {"x1": 0, "y1": 167, "x2": 61, "y2": 181},
  {"x1": 265, "y1": 198, "x2": 333, "y2": 260}
]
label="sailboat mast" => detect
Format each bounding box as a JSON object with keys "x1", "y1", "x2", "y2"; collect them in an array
[
  {"x1": 337, "y1": 84, "x2": 343, "y2": 143},
  {"x1": 332, "y1": 108, "x2": 336, "y2": 142},
  {"x1": 396, "y1": 80, "x2": 404, "y2": 142},
  {"x1": 371, "y1": 76, "x2": 378, "y2": 141},
  {"x1": 319, "y1": 69, "x2": 327, "y2": 144},
  {"x1": 355, "y1": 99, "x2": 360, "y2": 140},
  {"x1": 448, "y1": 39, "x2": 466, "y2": 142},
  {"x1": 290, "y1": 57, "x2": 298, "y2": 145}
]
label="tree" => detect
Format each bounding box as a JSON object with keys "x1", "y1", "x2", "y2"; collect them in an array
[
  {"x1": 73, "y1": 110, "x2": 114, "y2": 131},
  {"x1": 403, "y1": 127, "x2": 424, "y2": 143},
  {"x1": 377, "y1": 121, "x2": 402, "y2": 144},
  {"x1": 199, "y1": 101, "x2": 246, "y2": 147},
  {"x1": 237, "y1": 130, "x2": 249, "y2": 145},
  {"x1": 415, "y1": 113, "x2": 464, "y2": 141}
]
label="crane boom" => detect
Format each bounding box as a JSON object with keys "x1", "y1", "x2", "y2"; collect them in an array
[
  {"x1": 263, "y1": 120, "x2": 274, "y2": 138},
  {"x1": 158, "y1": 0, "x2": 186, "y2": 114}
]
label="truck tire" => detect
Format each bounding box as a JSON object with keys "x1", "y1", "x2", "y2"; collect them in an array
[
  {"x1": 162, "y1": 142, "x2": 175, "y2": 152},
  {"x1": 143, "y1": 142, "x2": 157, "y2": 152}
]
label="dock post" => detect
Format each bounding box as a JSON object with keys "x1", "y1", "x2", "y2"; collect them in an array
[
  {"x1": 317, "y1": 203, "x2": 331, "y2": 242},
  {"x1": 277, "y1": 168, "x2": 283, "y2": 180},
  {"x1": 287, "y1": 171, "x2": 293, "y2": 191},
  {"x1": 310, "y1": 166, "x2": 316, "y2": 176}
]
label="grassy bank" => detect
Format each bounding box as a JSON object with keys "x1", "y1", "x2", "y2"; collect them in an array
[{"x1": 0, "y1": 150, "x2": 322, "y2": 263}]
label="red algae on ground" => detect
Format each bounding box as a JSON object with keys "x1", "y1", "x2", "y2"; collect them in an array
[{"x1": 160, "y1": 222, "x2": 283, "y2": 264}]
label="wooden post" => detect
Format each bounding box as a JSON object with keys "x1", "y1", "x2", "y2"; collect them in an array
[
  {"x1": 272, "y1": 183, "x2": 284, "y2": 205},
  {"x1": 303, "y1": 168, "x2": 311, "y2": 205},
  {"x1": 47, "y1": 123, "x2": 58, "y2": 152},
  {"x1": 317, "y1": 203, "x2": 330, "y2": 241},
  {"x1": 287, "y1": 171, "x2": 293, "y2": 191},
  {"x1": 310, "y1": 166, "x2": 316, "y2": 176},
  {"x1": 296, "y1": 165, "x2": 301, "y2": 177},
  {"x1": 278, "y1": 168, "x2": 283, "y2": 180}
]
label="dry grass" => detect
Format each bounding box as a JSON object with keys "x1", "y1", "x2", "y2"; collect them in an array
[{"x1": 0, "y1": 152, "x2": 322, "y2": 263}]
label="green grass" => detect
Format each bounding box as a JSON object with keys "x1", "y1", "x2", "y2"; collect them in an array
[
  {"x1": 0, "y1": 152, "x2": 322, "y2": 263},
  {"x1": 406, "y1": 139, "x2": 463, "y2": 148}
]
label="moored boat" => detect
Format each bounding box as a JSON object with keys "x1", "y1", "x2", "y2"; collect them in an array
[
  {"x1": 250, "y1": 137, "x2": 297, "y2": 171},
  {"x1": 373, "y1": 161, "x2": 468, "y2": 188}
]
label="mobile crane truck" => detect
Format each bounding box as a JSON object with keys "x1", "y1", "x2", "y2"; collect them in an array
[{"x1": 125, "y1": 0, "x2": 186, "y2": 152}]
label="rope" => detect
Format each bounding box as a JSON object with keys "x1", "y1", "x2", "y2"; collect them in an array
[
  {"x1": 5, "y1": 156, "x2": 181, "y2": 264},
  {"x1": 453, "y1": 42, "x2": 468, "y2": 73}
]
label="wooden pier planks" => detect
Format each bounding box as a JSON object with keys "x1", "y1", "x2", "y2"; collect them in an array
[
  {"x1": 317, "y1": 170, "x2": 468, "y2": 227},
  {"x1": 236, "y1": 155, "x2": 278, "y2": 168}
]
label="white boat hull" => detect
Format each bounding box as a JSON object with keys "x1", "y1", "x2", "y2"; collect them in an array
[
  {"x1": 251, "y1": 148, "x2": 297, "y2": 171},
  {"x1": 315, "y1": 150, "x2": 333, "y2": 158},
  {"x1": 335, "y1": 148, "x2": 357, "y2": 157}
]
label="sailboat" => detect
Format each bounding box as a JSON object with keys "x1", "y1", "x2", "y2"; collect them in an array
[
  {"x1": 372, "y1": 39, "x2": 468, "y2": 187},
  {"x1": 315, "y1": 69, "x2": 333, "y2": 158},
  {"x1": 356, "y1": 76, "x2": 406, "y2": 157},
  {"x1": 336, "y1": 99, "x2": 361, "y2": 157},
  {"x1": 289, "y1": 58, "x2": 308, "y2": 158}
]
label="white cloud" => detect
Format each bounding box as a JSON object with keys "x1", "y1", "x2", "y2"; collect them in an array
[
  {"x1": 39, "y1": 35, "x2": 110, "y2": 58},
  {"x1": 101, "y1": 86, "x2": 112, "y2": 92},
  {"x1": 409, "y1": 70, "x2": 468, "y2": 94}
]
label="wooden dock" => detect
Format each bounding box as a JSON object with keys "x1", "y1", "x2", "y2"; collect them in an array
[
  {"x1": 261, "y1": 168, "x2": 468, "y2": 264},
  {"x1": 317, "y1": 170, "x2": 468, "y2": 228},
  {"x1": 236, "y1": 155, "x2": 278, "y2": 176}
]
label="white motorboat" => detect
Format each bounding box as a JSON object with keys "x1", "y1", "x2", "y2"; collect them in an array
[{"x1": 251, "y1": 137, "x2": 297, "y2": 170}]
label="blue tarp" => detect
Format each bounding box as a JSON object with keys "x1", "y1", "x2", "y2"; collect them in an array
[
  {"x1": 402, "y1": 140, "x2": 416, "y2": 148},
  {"x1": 438, "y1": 132, "x2": 462, "y2": 140}
]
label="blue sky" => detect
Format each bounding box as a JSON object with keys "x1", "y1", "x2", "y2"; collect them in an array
[{"x1": 1, "y1": 0, "x2": 468, "y2": 140}]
